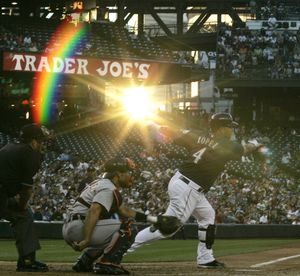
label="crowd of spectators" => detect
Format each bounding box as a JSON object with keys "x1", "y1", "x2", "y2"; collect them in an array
[
  {"x1": 0, "y1": 16, "x2": 217, "y2": 66},
  {"x1": 0, "y1": 26, "x2": 42, "y2": 52},
  {"x1": 257, "y1": 0, "x2": 287, "y2": 21},
  {"x1": 216, "y1": 22, "x2": 300, "y2": 79},
  {"x1": 0, "y1": 18, "x2": 177, "y2": 62},
  {"x1": 0, "y1": 4, "x2": 300, "y2": 225},
  {"x1": 2, "y1": 2, "x2": 300, "y2": 73},
  {"x1": 249, "y1": 0, "x2": 300, "y2": 21},
  {"x1": 2, "y1": 118, "x2": 295, "y2": 225},
  {"x1": 0, "y1": 103, "x2": 299, "y2": 225}
]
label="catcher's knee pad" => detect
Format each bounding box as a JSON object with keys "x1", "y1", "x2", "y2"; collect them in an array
[
  {"x1": 102, "y1": 218, "x2": 138, "y2": 264},
  {"x1": 198, "y1": 224, "x2": 216, "y2": 249}
]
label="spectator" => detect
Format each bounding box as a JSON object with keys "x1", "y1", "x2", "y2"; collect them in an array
[
  {"x1": 198, "y1": 51, "x2": 209, "y2": 69},
  {"x1": 23, "y1": 33, "x2": 32, "y2": 45},
  {"x1": 249, "y1": 0, "x2": 257, "y2": 19},
  {"x1": 77, "y1": 167, "x2": 97, "y2": 193},
  {"x1": 32, "y1": 206, "x2": 43, "y2": 221}
]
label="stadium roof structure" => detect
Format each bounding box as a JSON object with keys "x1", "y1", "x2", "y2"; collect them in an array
[
  {"x1": 0, "y1": 0, "x2": 220, "y2": 84},
  {"x1": 0, "y1": 0, "x2": 256, "y2": 50}
]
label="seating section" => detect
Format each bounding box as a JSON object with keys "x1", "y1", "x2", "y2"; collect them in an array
[
  {"x1": 216, "y1": 23, "x2": 300, "y2": 80},
  {"x1": 1, "y1": 118, "x2": 299, "y2": 224},
  {"x1": 0, "y1": 16, "x2": 177, "y2": 62},
  {"x1": 55, "y1": 119, "x2": 186, "y2": 173},
  {"x1": 0, "y1": 131, "x2": 17, "y2": 147}
]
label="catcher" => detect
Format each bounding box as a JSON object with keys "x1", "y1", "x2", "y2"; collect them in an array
[{"x1": 62, "y1": 157, "x2": 181, "y2": 275}]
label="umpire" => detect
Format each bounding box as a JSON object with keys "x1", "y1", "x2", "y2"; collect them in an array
[{"x1": 0, "y1": 123, "x2": 49, "y2": 272}]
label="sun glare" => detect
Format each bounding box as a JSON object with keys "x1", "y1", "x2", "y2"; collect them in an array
[{"x1": 123, "y1": 87, "x2": 153, "y2": 120}]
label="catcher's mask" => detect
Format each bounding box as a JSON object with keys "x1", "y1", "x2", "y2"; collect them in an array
[
  {"x1": 210, "y1": 112, "x2": 238, "y2": 132},
  {"x1": 103, "y1": 157, "x2": 138, "y2": 183}
]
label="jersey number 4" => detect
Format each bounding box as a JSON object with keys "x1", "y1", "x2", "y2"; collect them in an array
[{"x1": 193, "y1": 148, "x2": 206, "y2": 163}]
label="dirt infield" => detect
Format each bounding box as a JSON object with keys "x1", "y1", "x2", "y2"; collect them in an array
[{"x1": 1, "y1": 243, "x2": 299, "y2": 275}]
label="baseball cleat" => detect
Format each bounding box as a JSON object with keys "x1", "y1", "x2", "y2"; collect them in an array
[
  {"x1": 93, "y1": 261, "x2": 130, "y2": 274},
  {"x1": 16, "y1": 260, "x2": 49, "y2": 272},
  {"x1": 198, "y1": 259, "x2": 225, "y2": 269}
]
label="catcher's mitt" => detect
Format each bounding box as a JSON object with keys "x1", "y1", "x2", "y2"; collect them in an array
[{"x1": 153, "y1": 215, "x2": 182, "y2": 236}]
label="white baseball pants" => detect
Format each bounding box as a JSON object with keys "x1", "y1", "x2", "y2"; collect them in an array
[{"x1": 129, "y1": 171, "x2": 216, "y2": 265}]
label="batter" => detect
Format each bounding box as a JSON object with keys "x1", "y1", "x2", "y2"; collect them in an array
[{"x1": 130, "y1": 113, "x2": 262, "y2": 268}]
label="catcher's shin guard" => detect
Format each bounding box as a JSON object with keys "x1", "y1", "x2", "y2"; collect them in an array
[
  {"x1": 198, "y1": 224, "x2": 216, "y2": 249},
  {"x1": 101, "y1": 218, "x2": 138, "y2": 264},
  {"x1": 93, "y1": 262, "x2": 129, "y2": 275},
  {"x1": 73, "y1": 252, "x2": 94, "y2": 272}
]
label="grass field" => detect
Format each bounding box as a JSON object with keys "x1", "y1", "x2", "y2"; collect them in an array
[{"x1": 0, "y1": 238, "x2": 298, "y2": 263}]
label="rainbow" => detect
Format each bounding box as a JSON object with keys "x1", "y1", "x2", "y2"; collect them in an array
[{"x1": 32, "y1": 21, "x2": 87, "y2": 124}]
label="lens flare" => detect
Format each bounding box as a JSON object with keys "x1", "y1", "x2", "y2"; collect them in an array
[
  {"x1": 122, "y1": 87, "x2": 154, "y2": 120},
  {"x1": 31, "y1": 22, "x2": 87, "y2": 124}
]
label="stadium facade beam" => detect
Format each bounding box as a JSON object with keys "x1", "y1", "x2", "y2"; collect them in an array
[{"x1": 96, "y1": 0, "x2": 249, "y2": 50}]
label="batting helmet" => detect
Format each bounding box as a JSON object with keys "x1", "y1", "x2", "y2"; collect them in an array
[{"x1": 210, "y1": 113, "x2": 238, "y2": 132}]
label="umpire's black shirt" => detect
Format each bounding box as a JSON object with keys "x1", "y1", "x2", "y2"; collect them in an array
[
  {"x1": 175, "y1": 131, "x2": 244, "y2": 192},
  {"x1": 0, "y1": 142, "x2": 43, "y2": 197}
]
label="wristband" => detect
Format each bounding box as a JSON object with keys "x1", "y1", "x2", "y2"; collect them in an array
[
  {"x1": 135, "y1": 212, "x2": 147, "y2": 222},
  {"x1": 146, "y1": 215, "x2": 158, "y2": 224},
  {"x1": 135, "y1": 212, "x2": 158, "y2": 223}
]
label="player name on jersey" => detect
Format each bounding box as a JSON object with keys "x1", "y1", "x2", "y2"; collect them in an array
[{"x1": 197, "y1": 136, "x2": 218, "y2": 149}]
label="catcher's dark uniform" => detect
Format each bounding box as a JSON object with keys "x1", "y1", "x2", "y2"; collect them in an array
[
  {"x1": 0, "y1": 142, "x2": 43, "y2": 258},
  {"x1": 132, "y1": 130, "x2": 244, "y2": 265}
]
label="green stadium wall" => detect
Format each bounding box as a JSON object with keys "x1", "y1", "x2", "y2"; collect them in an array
[{"x1": 0, "y1": 221, "x2": 299, "y2": 239}]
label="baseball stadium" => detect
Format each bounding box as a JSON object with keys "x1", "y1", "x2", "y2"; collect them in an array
[{"x1": 0, "y1": 0, "x2": 299, "y2": 275}]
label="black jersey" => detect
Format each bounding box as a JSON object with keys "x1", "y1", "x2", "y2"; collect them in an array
[
  {"x1": 175, "y1": 131, "x2": 244, "y2": 192},
  {"x1": 0, "y1": 142, "x2": 43, "y2": 196}
]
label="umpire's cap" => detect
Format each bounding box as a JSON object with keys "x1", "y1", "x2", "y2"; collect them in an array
[
  {"x1": 210, "y1": 113, "x2": 238, "y2": 132},
  {"x1": 104, "y1": 157, "x2": 136, "y2": 173},
  {"x1": 19, "y1": 123, "x2": 50, "y2": 143}
]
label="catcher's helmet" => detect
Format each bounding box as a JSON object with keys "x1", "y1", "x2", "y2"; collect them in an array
[
  {"x1": 103, "y1": 157, "x2": 137, "y2": 182},
  {"x1": 104, "y1": 157, "x2": 136, "y2": 173},
  {"x1": 19, "y1": 123, "x2": 50, "y2": 143},
  {"x1": 210, "y1": 113, "x2": 238, "y2": 132}
]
